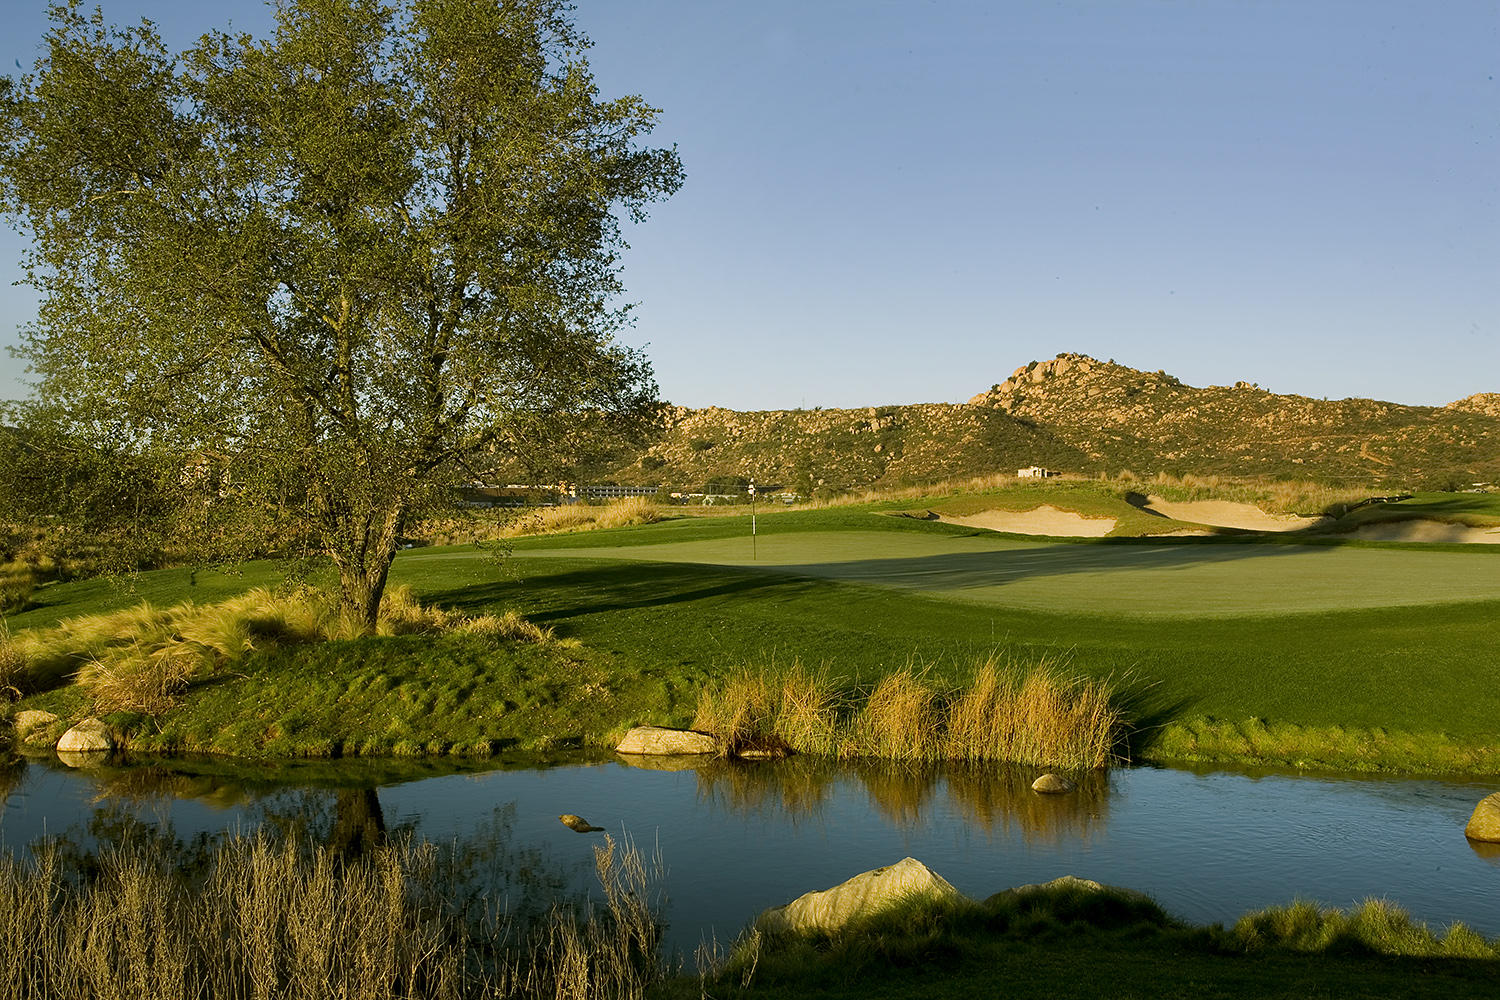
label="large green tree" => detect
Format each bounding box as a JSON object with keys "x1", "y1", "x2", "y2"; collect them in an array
[{"x1": 0, "y1": 0, "x2": 681, "y2": 630}]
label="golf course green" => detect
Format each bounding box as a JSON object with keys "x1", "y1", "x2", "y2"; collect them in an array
[{"x1": 7, "y1": 502, "x2": 1500, "y2": 770}]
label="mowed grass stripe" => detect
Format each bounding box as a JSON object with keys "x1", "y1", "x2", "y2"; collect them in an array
[{"x1": 504, "y1": 530, "x2": 1500, "y2": 617}]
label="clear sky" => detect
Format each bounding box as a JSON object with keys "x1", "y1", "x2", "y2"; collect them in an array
[{"x1": 2, "y1": 0, "x2": 1496, "y2": 410}]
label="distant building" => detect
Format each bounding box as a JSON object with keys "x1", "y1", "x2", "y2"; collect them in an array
[{"x1": 1017, "y1": 466, "x2": 1058, "y2": 479}]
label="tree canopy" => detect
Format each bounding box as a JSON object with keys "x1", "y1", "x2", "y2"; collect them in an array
[{"x1": 0, "y1": 0, "x2": 682, "y2": 629}]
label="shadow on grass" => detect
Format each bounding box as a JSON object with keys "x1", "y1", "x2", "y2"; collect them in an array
[{"x1": 422, "y1": 561, "x2": 791, "y2": 625}]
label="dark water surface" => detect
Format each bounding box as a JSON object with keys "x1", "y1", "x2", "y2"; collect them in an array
[{"x1": 2, "y1": 751, "x2": 1496, "y2": 950}]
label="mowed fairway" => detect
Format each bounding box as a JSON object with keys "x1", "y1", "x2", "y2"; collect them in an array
[{"x1": 506, "y1": 529, "x2": 1500, "y2": 617}]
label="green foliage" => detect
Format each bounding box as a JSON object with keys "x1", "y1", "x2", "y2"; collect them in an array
[{"x1": 0, "y1": 0, "x2": 681, "y2": 630}]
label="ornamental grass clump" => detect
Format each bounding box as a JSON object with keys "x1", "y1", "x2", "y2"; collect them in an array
[
  {"x1": 694, "y1": 657, "x2": 1124, "y2": 770},
  {"x1": 944, "y1": 658, "x2": 1121, "y2": 770},
  {"x1": 845, "y1": 668, "x2": 942, "y2": 762},
  {"x1": 693, "y1": 662, "x2": 841, "y2": 756}
]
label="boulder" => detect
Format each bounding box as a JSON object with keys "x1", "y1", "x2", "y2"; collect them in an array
[
  {"x1": 985, "y1": 875, "x2": 1150, "y2": 908},
  {"x1": 12, "y1": 710, "x2": 58, "y2": 742},
  {"x1": 56, "y1": 718, "x2": 113, "y2": 753},
  {"x1": 758, "y1": 857, "x2": 962, "y2": 935},
  {"x1": 615, "y1": 725, "x2": 717, "y2": 756},
  {"x1": 559, "y1": 813, "x2": 604, "y2": 833},
  {"x1": 1031, "y1": 773, "x2": 1075, "y2": 794},
  {"x1": 1464, "y1": 792, "x2": 1500, "y2": 843}
]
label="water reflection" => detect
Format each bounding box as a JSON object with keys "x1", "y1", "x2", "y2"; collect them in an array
[
  {"x1": 692, "y1": 757, "x2": 1110, "y2": 843},
  {"x1": 0, "y1": 753, "x2": 24, "y2": 810},
  {"x1": 7, "y1": 753, "x2": 585, "y2": 929}
]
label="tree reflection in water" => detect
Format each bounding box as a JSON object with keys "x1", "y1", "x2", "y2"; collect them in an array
[
  {"x1": 14, "y1": 755, "x2": 581, "y2": 929},
  {"x1": 0, "y1": 752, "x2": 24, "y2": 812},
  {"x1": 694, "y1": 757, "x2": 1111, "y2": 843}
]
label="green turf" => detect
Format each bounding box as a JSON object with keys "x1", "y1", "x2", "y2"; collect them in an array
[{"x1": 7, "y1": 506, "x2": 1500, "y2": 769}]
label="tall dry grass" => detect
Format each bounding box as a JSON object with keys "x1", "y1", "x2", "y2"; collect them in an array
[
  {"x1": 694, "y1": 658, "x2": 1123, "y2": 770},
  {"x1": 942, "y1": 658, "x2": 1119, "y2": 768},
  {"x1": 0, "y1": 833, "x2": 670, "y2": 1000},
  {"x1": 692, "y1": 662, "x2": 840, "y2": 757},
  {"x1": 1138, "y1": 472, "x2": 1373, "y2": 516},
  {"x1": 0, "y1": 562, "x2": 39, "y2": 615},
  {"x1": 7, "y1": 585, "x2": 555, "y2": 715},
  {"x1": 500, "y1": 497, "x2": 663, "y2": 539}
]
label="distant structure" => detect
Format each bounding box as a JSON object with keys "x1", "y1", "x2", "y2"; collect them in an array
[{"x1": 1017, "y1": 466, "x2": 1059, "y2": 479}]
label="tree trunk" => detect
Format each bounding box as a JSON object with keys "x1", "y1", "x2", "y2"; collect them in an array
[{"x1": 331, "y1": 504, "x2": 407, "y2": 637}]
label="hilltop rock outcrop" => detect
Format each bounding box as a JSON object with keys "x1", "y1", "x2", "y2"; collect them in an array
[{"x1": 590, "y1": 353, "x2": 1500, "y2": 493}]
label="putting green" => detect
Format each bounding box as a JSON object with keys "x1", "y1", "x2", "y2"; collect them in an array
[{"x1": 512, "y1": 531, "x2": 1500, "y2": 617}]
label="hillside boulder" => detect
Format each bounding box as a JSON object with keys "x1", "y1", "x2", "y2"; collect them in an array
[
  {"x1": 615, "y1": 726, "x2": 717, "y2": 756},
  {"x1": 1465, "y1": 793, "x2": 1500, "y2": 843},
  {"x1": 757, "y1": 857, "x2": 962, "y2": 935},
  {"x1": 56, "y1": 718, "x2": 113, "y2": 753}
]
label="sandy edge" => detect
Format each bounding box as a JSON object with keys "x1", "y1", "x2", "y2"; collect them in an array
[
  {"x1": 939, "y1": 505, "x2": 1117, "y2": 537},
  {"x1": 1142, "y1": 496, "x2": 1330, "y2": 533}
]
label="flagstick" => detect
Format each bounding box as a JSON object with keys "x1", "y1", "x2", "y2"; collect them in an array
[{"x1": 750, "y1": 479, "x2": 757, "y2": 560}]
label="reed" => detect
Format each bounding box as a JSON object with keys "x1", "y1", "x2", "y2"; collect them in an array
[
  {"x1": 692, "y1": 662, "x2": 841, "y2": 757},
  {"x1": 845, "y1": 668, "x2": 942, "y2": 761},
  {"x1": 694, "y1": 657, "x2": 1124, "y2": 770},
  {"x1": 0, "y1": 833, "x2": 670, "y2": 1000}
]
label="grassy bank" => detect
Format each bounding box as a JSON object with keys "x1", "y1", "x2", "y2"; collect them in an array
[
  {"x1": 5, "y1": 494, "x2": 1500, "y2": 771},
  {"x1": 681, "y1": 881, "x2": 1500, "y2": 1000}
]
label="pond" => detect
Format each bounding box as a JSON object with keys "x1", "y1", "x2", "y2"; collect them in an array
[{"x1": 2, "y1": 750, "x2": 1497, "y2": 951}]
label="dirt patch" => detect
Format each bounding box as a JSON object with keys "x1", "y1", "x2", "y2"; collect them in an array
[
  {"x1": 938, "y1": 505, "x2": 1117, "y2": 537},
  {"x1": 1142, "y1": 496, "x2": 1329, "y2": 533},
  {"x1": 1348, "y1": 520, "x2": 1500, "y2": 544}
]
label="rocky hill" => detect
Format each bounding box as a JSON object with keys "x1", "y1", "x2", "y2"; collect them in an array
[{"x1": 597, "y1": 354, "x2": 1500, "y2": 493}]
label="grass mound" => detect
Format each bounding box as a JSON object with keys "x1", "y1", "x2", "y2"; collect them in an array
[
  {"x1": 695, "y1": 881, "x2": 1500, "y2": 999},
  {"x1": 692, "y1": 659, "x2": 1122, "y2": 769},
  {"x1": 2, "y1": 585, "x2": 557, "y2": 717}
]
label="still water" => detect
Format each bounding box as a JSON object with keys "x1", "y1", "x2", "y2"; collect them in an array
[{"x1": 2, "y1": 751, "x2": 1496, "y2": 950}]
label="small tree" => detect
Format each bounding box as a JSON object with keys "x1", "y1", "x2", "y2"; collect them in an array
[{"x1": 1, "y1": 0, "x2": 681, "y2": 631}]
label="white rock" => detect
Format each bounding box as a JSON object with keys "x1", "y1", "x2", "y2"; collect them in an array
[
  {"x1": 1465, "y1": 792, "x2": 1500, "y2": 843},
  {"x1": 758, "y1": 857, "x2": 962, "y2": 935},
  {"x1": 56, "y1": 718, "x2": 113, "y2": 753},
  {"x1": 614, "y1": 725, "x2": 717, "y2": 756}
]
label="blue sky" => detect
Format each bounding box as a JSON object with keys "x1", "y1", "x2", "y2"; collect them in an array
[{"x1": 2, "y1": 0, "x2": 1496, "y2": 409}]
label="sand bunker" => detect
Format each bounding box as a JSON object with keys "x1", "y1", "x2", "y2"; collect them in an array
[
  {"x1": 939, "y1": 505, "x2": 1117, "y2": 537},
  {"x1": 1348, "y1": 520, "x2": 1500, "y2": 544},
  {"x1": 1142, "y1": 496, "x2": 1330, "y2": 533}
]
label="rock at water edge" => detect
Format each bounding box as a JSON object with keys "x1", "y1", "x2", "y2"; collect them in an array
[
  {"x1": 56, "y1": 718, "x2": 113, "y2": 753},
  {"x1": 615, "y1": 726, "x2": 717, "y2": 756},
  {"x1": 1032, "y1": 773, "x2": 1075, "y2": 794},
  {"x1": 13, "y1": 710, "x2": 59, "y2": 742},
  {"x1": 1465, "y1": 792, "x2": 1500, "y2": 843},
  {"x1": 559, "y1": 814, "x2": 605, "y2": 833},
  {"x1": 758, "y1": 857, "x2": 962, "y2": 935}
]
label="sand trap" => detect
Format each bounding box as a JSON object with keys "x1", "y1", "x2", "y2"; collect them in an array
[
  {"x1": 939, "y1": 505, "x2": 1116, "y2": 537},
  {"x1": 1349, "y1": 520, "x2": 1500, "y2": 544},
  {"x1": 1142, "y1": 496, "x2": 1330, "y2": 533}
]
